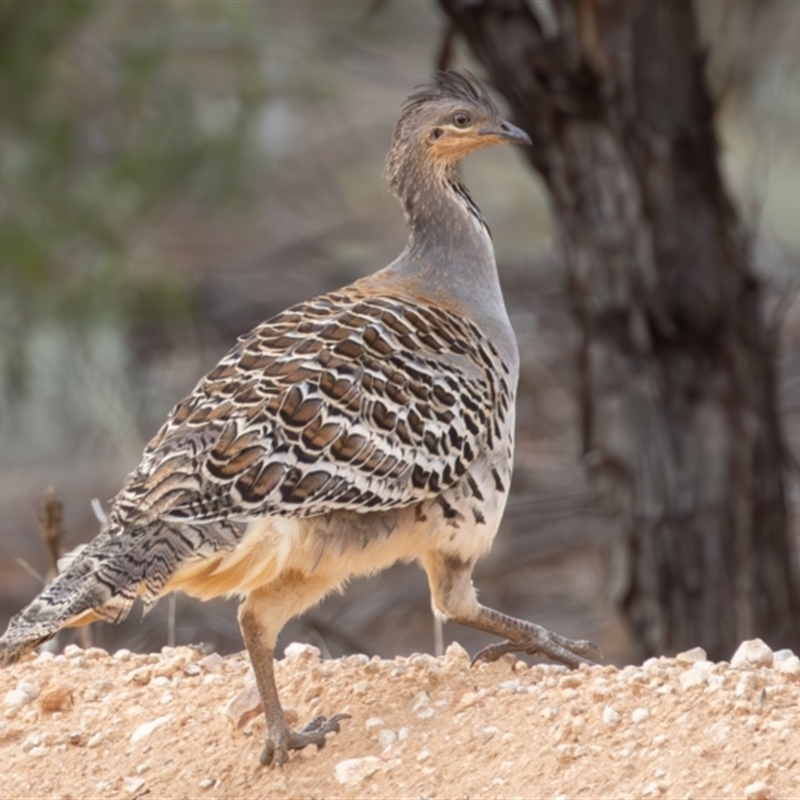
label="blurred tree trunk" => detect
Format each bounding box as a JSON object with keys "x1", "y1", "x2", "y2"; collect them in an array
[{"x1": 438, "y1": 0, "x2": 800, "y2": 659}]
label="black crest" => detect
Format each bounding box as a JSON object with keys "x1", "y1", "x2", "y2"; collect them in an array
[{"x1": 402, "y1": 71, "x2": 498, "y2": 117}]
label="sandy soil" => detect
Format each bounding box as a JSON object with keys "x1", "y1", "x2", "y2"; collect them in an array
[{"x1": 1, "y1": 639, "x2": 799, "y2": 800}]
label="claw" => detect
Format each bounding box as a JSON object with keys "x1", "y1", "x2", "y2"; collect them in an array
[
  {"x1": 261, "y1": 712, "x2": 352, "y2": 768},
  {"x1": 470, "y1": 635, "x2": 601, "y2": 669}
]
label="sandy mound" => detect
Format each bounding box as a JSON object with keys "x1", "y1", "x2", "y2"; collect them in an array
[{"x1": 1, "y1": 640, "x2": 799, "y2": 799}]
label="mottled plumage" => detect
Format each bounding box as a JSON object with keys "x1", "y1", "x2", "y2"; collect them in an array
[{"x1": 0, "y1": 71, "x2": 595, "y2": 767}]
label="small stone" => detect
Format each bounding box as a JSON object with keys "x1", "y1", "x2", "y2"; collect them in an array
[
  {"x1": 63, "y1": 644, "x2": 84, "y2": 659},
  {"x1": 198, "y1": 653, "x2": 225, "y2": 672},
  {"x1": 378, "y1": 729, "x2": 397, "y2": 749},
  {"x1": 184, "y1": 664, "x2": 201, "y2": 677},
  {"x1": 410, "y1": 653, "x2": 436, "y2": 668},
  {"x1": 602, "y1": 706, "x2": 621, "y2": 726},
  {"x1": 85, "y1": 647, "x2": 109, "y2": 660},
  {"x1": 34, "y1": 651, "x2": 55, "y2": 665},
  {"x1": 398, "y1": 727, "x2": 409, "y2": 740},
  {"x1": 95, "y1": 782, "x2": 110, "y2": 793},
  {"x1": 224, "y1": 685, "x2": 262, "y2": 729},
  {"x1": 3, "y1": 690, "x2": 31, "y2": 709},
  {"x1": 632, "y1": 707, "x2": 650, "y2": 723},
  {"x1": 732, "y1": 640, "x2": 773, "y2": 669},
  {"x1": 417, "y1": 749, "x2": 430, "y2": 762},
  {"x1": 457, "y1": 691, "x2": 484, "y2": 710},
  {"x1": 123, "y1": 776, "x2": 146, "y2": 795},
  {"x1": 680, "y1": 668, "x2": 710, "y2": 691},
  {"x1": 743, "y1": 781, "x2": 772, "y2": 800},
  {"x1": 445, "y1": 642, "x2": 469, "y2": 661},
  {"x1": 87, "y1": 732, "x2": 105, "y2": 748},
  {"x1": 127, "y1": 667, "x2": 152, "y2": 686},
  {"x1": 776, "y1": 655, "x2": 800, "y2": 677},
  {"x1": 199, "y1": 779, "x2": 214, "y2": 789},
  {"x1": 498, "y1": 679, "x2": 522, "y2": 691},
  {"x1": 675, "y1": 647, "x2": 707, "y2": 665},
  {"x1": 365, "y1": 717, "x2": 385, "y2": 731},
  {"x1": 417, "y1": 707, "x2": 435, "y2": 720},
  {"x1": 113, "y1": 649, "x2": 132, "y2": 662},
  {"x1": 131, "y1": 714, "x2": 174, "y2": 743},
  {"x1": 773, "y1": 648, "x2": 795, "y2": 663},
  {"x1": 334, "y1": 756, "x2": 383, "y2": 786},
  {"x1": 39, "y1": 686, "x2": 73, "y2": 713},
  {"x1": 353, "y1": 681, "x2": 373, "y2": 695},
  {"x1": 283, "y1": 643, "x2": 321, "y2": 662},
  {"x1": 479, "y1": 725, "x2": 500, "y2": 742},
  {"x1": 642, "y1": 781, "x2": 664, "y2": 797},
  {"x1": 411, "y1": 691, "x2": 430, "y2": 711}
]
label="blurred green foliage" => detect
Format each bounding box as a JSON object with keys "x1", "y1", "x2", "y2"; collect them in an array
[{"x1": 0, "y1": 0, "x2": 268, "y2": 393}]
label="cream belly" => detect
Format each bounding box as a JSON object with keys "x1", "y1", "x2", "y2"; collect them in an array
[{"x1": 163, "y1": 458, "x2": 510, "y2": 605}]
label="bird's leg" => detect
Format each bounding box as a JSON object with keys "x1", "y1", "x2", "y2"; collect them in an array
[
  {"x1": 237, "y1": 583, "x2": 350, "y2": 768},
  {"x1": 423, "y1": 551, "x2": 599, "y2": 669}
]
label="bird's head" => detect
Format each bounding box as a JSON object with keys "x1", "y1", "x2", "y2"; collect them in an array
[{"x1": 386, "y1": 71, "x2": 531, "y2": 187}]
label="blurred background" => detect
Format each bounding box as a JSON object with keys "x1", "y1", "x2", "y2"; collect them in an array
[{"x1": 1, "y1": 0, "x2": 799, "y2": 665}]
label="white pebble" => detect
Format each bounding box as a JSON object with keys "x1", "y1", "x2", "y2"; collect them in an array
[
  {"x1": 87, "y1": 732, "x2": 105, "y2": 748},
  {"x1": 642, "y1": 781, "x2": 664, "y2": 797},
  {"x1": 445, "y1": 641, "x2": 469, "y2": 660},
  {"x1": 63, "y1": 644, "x2": 84, "y2": 659},
  {"x1": 113, "y1": 649, "x2": 132, "y2": 662},
  {"x1": 365, "y1": 717, "x2": 385, "y2": 730},
  {"x1": 773, "y1": 649, "x2": 795, "y2": 663},
  {"x1": 398, "y1": 727, "x2": 409, "y2": 741},
  {"x1": 732, "y1": 639, "x2": 773, "y2": 669},
  {"x1": 17, "y1": 681, "x2": 39, "y2": 700},
  {"x1": 743, "y1": 781, "x2": 772, "y2": 800},
  {"x1": 198, "y1": 653, "x2": 225, "y2": 672},
  {"x1": 411, "y1": 691, "x2": 430, "y2": 711},
  {"x1": 334, "y1": 756, "x2": 383, "y2": 786},
  {"x1": 3, "y1": 690, "x2": 30, "y2": 709},
  {"x1": 479, "y1": 725, "x2": 500, "y2": 742},
  {"x1": 680, "y1": 668, "x2": 710, "y2": 691},
  {"x1": 632, "y1": 708, "x2": 650, "y2": 723},
  {"x1": 602, "y1": 706, "x2": 621, "y2": 726},
  {"x1": 123, "y1": 776, "x2": 146, "y2": 795},
  {"x1": 131, "y1": 714, "x2": 174, "y2": 743},
  {"x1": 199, "y1": 779, "x2": 214, "y2": 789},
  {"x1": 284, "y1": 642, "x2": 322, "y2": 662},
  {"x1": 378, "y1": 729, "x2": 397, "y2": 749},
  {"x1": 95, "y1": 782, "x2": 110, "y2": 793},
  {"x1": 776, "y1": 656, "x2": 800, "y2": 677},
  {"x1": 417, "y1": 749, "x2": 430, "y2": 762},
  {"x1": 675, "y1": 647, "x2": 707, "y2": 664}
]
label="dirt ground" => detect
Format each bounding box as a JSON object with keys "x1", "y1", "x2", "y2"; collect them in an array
[{"x1": 2, "y1": 639, "x2": 800, "y2": 799}]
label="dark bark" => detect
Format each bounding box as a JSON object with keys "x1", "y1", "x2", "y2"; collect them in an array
[{"x1": 438, "y1": 0, "x2": 800, "y2": 659}]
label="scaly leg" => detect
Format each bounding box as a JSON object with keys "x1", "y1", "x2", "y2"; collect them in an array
[
  {"x1": 238, "y1": 578, "x2": 350, "y2": 767},
  {"x1": 423, "y1": 551, "x2": 599, "y2": 668}
]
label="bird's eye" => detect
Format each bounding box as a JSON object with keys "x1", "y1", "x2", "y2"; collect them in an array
[{"x1": 452, "y1": 112, "x2": 471, "y2": 128}]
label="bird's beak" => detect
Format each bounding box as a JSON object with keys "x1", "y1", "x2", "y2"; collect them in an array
[{"x1": 481, "y1": 119, "x2": 532, "y2": 146}]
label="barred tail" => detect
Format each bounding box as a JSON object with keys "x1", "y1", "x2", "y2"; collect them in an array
[{"x1": 0, "y1": 516, "x2": 242, "y2": 665}]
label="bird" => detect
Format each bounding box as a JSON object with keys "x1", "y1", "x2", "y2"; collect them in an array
[{"x1": 0, "y1": 71, "x2": 595, "y2": 767}]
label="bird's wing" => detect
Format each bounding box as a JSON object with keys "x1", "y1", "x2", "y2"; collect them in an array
[{"x1": 113, "y1": 286, "x2": 514, "y2": 527}]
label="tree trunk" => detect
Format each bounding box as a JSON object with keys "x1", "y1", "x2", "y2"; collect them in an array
[{"x1": 438, "y1": 0, "x2": 800, "y2": 659}]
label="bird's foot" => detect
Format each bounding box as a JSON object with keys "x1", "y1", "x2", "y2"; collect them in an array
[
  {"x1": 471, "y1": 628, "x2": 600, "y2": 669},
  {"x1": 261, "y1": 713, "x2": 351, "y2": 768}
]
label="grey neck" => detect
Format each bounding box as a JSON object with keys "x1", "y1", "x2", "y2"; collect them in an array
[{"x1": 372, "y1": 144, "x2": 513, "y2": 345}]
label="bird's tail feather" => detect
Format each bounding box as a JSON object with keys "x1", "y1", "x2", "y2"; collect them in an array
[{"x1": 0, "y1": 517, "x2": 238, "y2": 665}]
